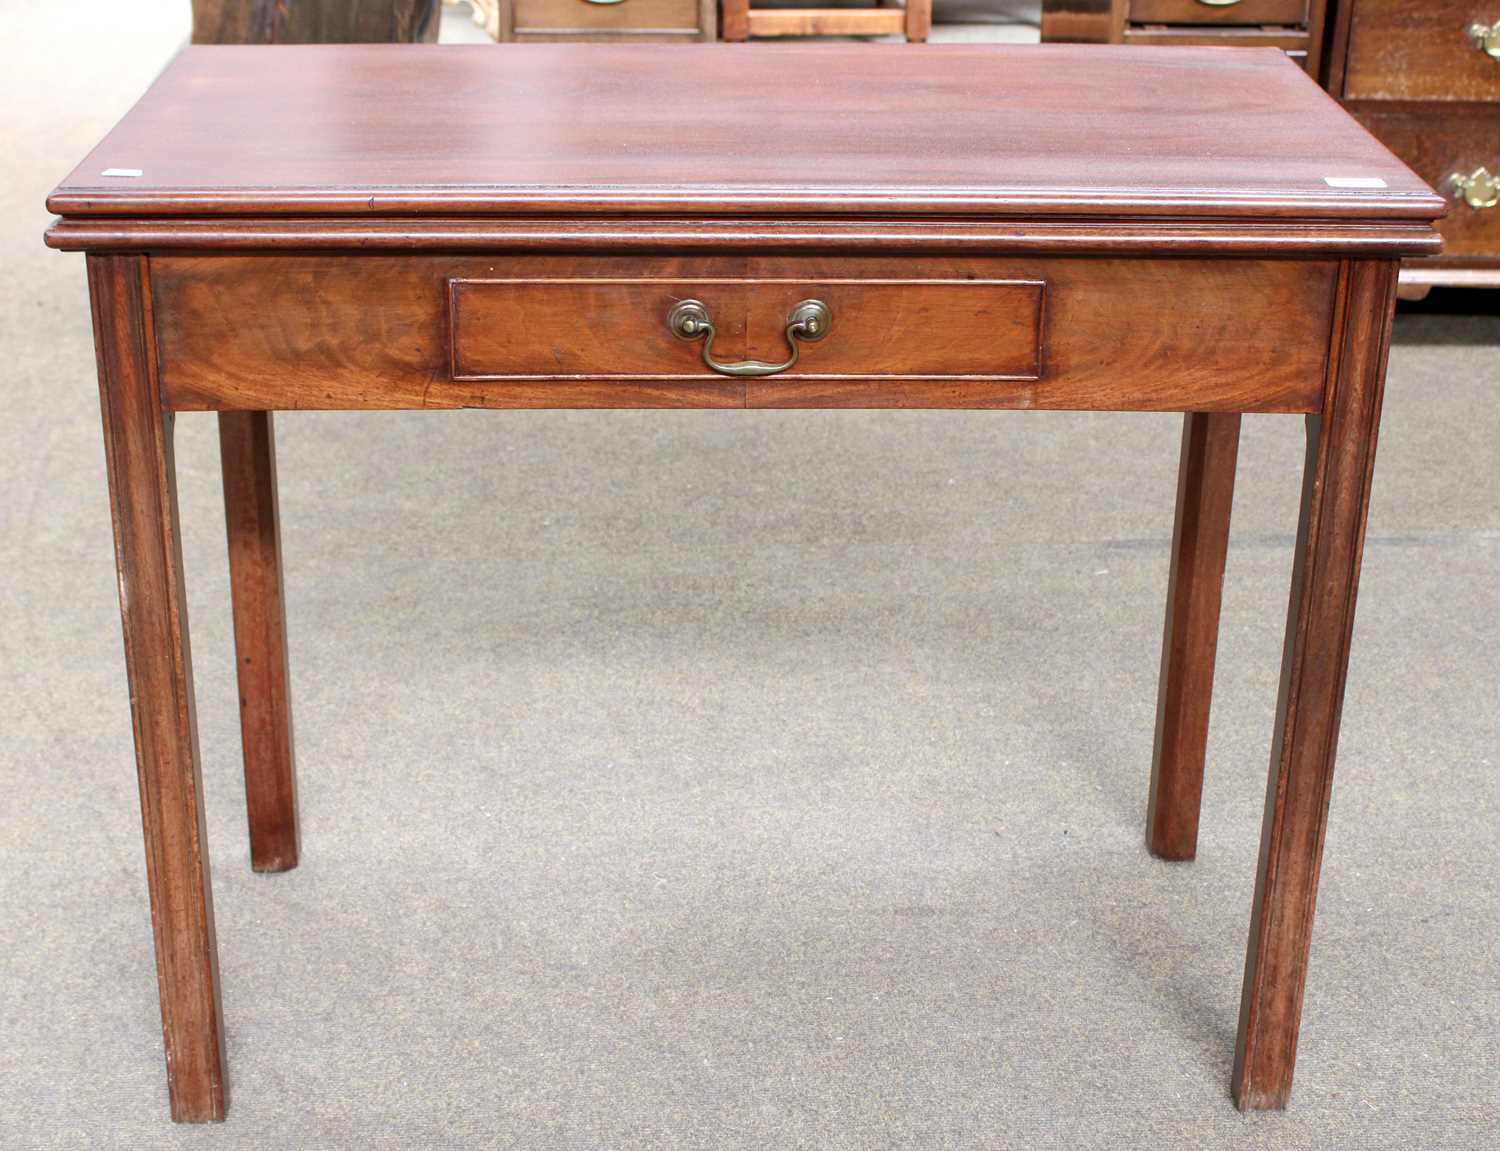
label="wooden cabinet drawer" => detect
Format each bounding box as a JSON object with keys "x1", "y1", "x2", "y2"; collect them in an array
[
  {"x1": 1130, "y1": 0, "x2": 1308, "y2": 25},
  {"x1": 449, "y1": 277, "x2": 1045, "y2": 382},
  {"x1": 510, "y1": 0, "x2": 705, "y2": 36},
  {"x1": 1353, "y1": 107, "x2": 1500, "y2": 262},
  {"x1": 148, "y1": 254, "x2": 1338, "y2": 413},
  {"x1": 1344, "y1": 0, "x2": 1500, "y2": 101}
]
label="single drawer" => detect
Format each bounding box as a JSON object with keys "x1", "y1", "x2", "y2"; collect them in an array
[
  {"x1": 511, "y1": 0, "x2": 703, "y2": 34},
  {"x1": 449, "y1": 278, "x2": 1044, "y2": 382},
  {"x1": 149, "y1": 254, "x2": 1339, "y2": 413},
  {"x1": 1344, "y1": 0, "x2": 1500, "y2": 102},
  {"x1": 1130, "y1": 0, "x2": 1308, "y2": 26},
  {"x1": 1354, "y1": 106, "x2": 1500, "y2": 261}
]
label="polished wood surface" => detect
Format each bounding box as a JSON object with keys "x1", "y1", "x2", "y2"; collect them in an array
[
  {"x1": 1149, "y1": 411, "x2": 1241, "y2": 861},
  {"x1": 51, "y1": 44, "x2": 1443, "y2": 1122},
  {"x1": 219, "y1": 413, "x2": 299, "y2": 873},
  {"x1": 47, "y1": 45, "x2": 1438, "y2": 221},
  {"x1": 146, "y1": 254, "x2": 1339, "y2": 412},
  {"x1": 89, "y1": 254, "x2": 226, "y2": 1122},
  {"x1": 191, "y1": 0, "x2": 440, "y2": 42},
  {"x1": 1234, "y1": 258, "x2": 1398, "y2": 1109},
  {"x1": 1342, "y1": 0, "x2": 1500, "y2": 101}
]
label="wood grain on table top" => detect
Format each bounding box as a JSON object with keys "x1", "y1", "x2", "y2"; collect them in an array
[{"x1": 47, "y1": 44, "x2": 1443, "y2": 222}]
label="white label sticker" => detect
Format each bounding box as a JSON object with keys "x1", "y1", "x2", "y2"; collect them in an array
[
  {"x1": 100, "y1": 167, "x2": 143, "y2": 178},
  {"x1": 1324, "y1": 176, "x2": 1388, "y2": 189}
]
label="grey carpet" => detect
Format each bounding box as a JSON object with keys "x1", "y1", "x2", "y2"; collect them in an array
[{"x1": 2, "y1": 3, "x2": 1497, "y2": 1148}]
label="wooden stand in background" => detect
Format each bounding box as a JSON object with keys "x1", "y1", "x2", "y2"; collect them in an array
[
  {"x1": 490, "y1": 0, "x2": 715, "y2": 41},
  {"x1": 1040, "y1": 0, "x2": 1327, "y2": 74},
  {"x1": 721, "y1": 0, "x2": 929, "y2": 42}
]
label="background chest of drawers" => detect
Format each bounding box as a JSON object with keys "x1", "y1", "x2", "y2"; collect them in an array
[
  {"x1": 1325, "y1": 0, "x2": 1500, "y2": 292},
  {"x1": 1039, "y1": 0, "x2": 1330, "y2": 74},
  {"x1": 495, "y1": 0, "x2": 716, "y2": 40}
]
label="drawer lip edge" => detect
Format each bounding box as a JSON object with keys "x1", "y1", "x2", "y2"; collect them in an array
[{"x1": 43, "y1": 218, "x2": 1446, "y2": 256}]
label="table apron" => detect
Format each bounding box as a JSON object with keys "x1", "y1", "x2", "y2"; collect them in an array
[{"x1": 145, "y1": 252, "x2": 1342, "y2": 413}]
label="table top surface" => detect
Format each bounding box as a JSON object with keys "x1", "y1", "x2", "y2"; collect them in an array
[{"x1": 48, "y1": 44, "x2": 1442, "y2": 224}]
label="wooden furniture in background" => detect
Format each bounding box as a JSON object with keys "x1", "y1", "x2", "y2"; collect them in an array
[
  {"x1": 191, "y1": 0, "x2": 440, "y2": 42},
  {"x1": 721, "y1": 0, "x2": 929, "y2": 41},
  {"x1": 1324, "y1": 0, "x2": 1500, "y2": 293},
  {"x1": 46, "y1": 43, "x2": 1440, "y2": 1122},
  {"x1": 495, "y1": 0, "x2": 715, "y2": 40},
  {"x1": 1041, "y1": 0, "x2": 1329, "y2": 73}
]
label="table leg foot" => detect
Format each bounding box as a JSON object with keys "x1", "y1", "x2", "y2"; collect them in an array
[
  {"x1": 1232, "y1": 260, "x2": 1397, "y2": 1110},
  {"x1": 90, "y1": 254, "x2": 228, "y2": 1122},
  {"x1": 1148, "y1": 411, "x2": 1240, "y2": 861},
  {"x1": 220, "y1": 411, "x2": 300, "y2": 873},
  {"x1": 904, "y1": 0, "x2": 931, "y2": 41},
  {"x1": 721, "y1": 0, "x2": 749, "y2": 39}
]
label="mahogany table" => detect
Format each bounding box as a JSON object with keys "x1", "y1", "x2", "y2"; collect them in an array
[{"x1": 46, "y1": 44, "x2": 1444, "y2": 1122}]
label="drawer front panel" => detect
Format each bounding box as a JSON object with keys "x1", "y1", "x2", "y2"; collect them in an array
[
  {"x1": 1353, "y1": 107, "x2": 1500, "y2": 261},
  {"x1": 1345, "y1": 0, "x2": 1500, "y2": 101},
  {"x1": 1130, "y1": 0, "x2": 1308, "y2": 25},
  {"x1": 150, "y1": 254, "x2": 1338, "y2": 413},
  {"x1": 512, "y1": 0, "x2": 702, "y2": 32},
  {"x1": 450, "y1": 278, "x2": 1043, "y2": 382},
  {"x1": 1122, "y1": 25, "x2": 1310, "y2": 61}
]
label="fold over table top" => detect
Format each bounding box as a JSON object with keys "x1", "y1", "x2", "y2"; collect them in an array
[{"x1": 48, "y1": 43, "x2": 1443, "y2": 230}]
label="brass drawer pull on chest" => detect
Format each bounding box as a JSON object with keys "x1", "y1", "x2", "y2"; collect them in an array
[
  {"x1": 1196, "y1": 0, "x2": 1244, "y2": 7},
  {"x1": 1470, "y1": 21, "x2": 1500, "y2": 58},
  {"x1": 668, "y1": 297, "x2": 831, "y2": 377},
  {"x1": 1449, "y1": 166, "x2": 1499, "y2": 210}
]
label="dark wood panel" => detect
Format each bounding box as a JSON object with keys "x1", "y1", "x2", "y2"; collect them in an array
[
  {"x1": 46, "y1": 44, "x2": 1442, "y2": 222},
  {"x1": 191, "y1": 0, "x2": 440, "y2": 43},
  {"x1": 148, "y1": 254, "x2": 1339, "y2": 412},
  {"x1": 1344, "y1": 0, "x2": 1500, "y2": 102},
  {"x1": 1040, "y1": 0, "x2": 1121, "y2": 42}
]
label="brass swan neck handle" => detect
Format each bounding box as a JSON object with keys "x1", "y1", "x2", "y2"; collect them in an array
[
  {"x1": 1450, "y1": 167, "x2": 1499, "y2": 211},
  {"x1": 1470, "y1": 21, "x2": 1500, "y2": 58},
  {"x1": 668, "y1": 298, "x2": 831, "y2": 378}
]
